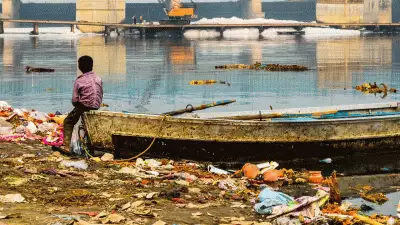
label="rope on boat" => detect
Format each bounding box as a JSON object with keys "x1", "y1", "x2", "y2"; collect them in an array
[{"x1": 80, "y1": 115, "x2": 169, "y2": 162}]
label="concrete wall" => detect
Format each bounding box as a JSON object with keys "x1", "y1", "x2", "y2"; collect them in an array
[
  {"x1": 240, "y1": 0, "x2": 265, "y2": 19},
  {"x1": 2, "y1": 0, "x2": 21, "y2": 28},
  {"x1": 316, "y1": 0, "x2": 364, "y2": 23},
  {"x1": 76, "y1": 0, "x2": 125, "y2": 33},
  {"x1": 363, "y1": 0, "x2": 392, "y2": 23}
]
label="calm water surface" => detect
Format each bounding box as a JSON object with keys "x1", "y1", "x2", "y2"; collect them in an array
[{"x1": 1, "y1": 33, "x2": 400, "y2": 114}]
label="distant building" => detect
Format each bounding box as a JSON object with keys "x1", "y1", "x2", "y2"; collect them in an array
[
  {"x1": 76, "y1": 0, "x2": 126, "y2": 33},
  {"x1": 316, "y1": 0, "x2": 392, "y2": 23}
]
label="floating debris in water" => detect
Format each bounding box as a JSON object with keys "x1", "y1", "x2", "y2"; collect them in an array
[
  {"x1": 354, "y1": 82, "x2": 397, "y2": 98},
  {"x1": 25, "y1": 66, "x2": 55, "y2": 73},
  {"x1": 189, "y1": 80, "x2": 231, "y2": 86},
  {"x1": 215, "y1": 62, "x2": 309, "y2": 71}
]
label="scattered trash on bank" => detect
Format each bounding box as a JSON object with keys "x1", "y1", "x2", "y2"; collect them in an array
[
  {"x1": 0, "y1": 194, "x2": 25, "y2": 203},
  {"x1": 215, "y1": 62, "x2": 309, "y2": 71},
  {"x1": 0, "y1": 101, "x2": 65, "y2": 146}
]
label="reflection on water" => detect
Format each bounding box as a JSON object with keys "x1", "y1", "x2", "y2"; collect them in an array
[
  {"x1": 0, "y1": 35, "x2": 399, "y2": 114},
  {"x1": 317, "y1": 37, "x2": 393, "y2": 90},
  {"x1": 77, "y1": 36, "x2": 127, "y2": 76},
  {"x1": 165, "y1": 41, "x2": 196, "y2": 75}
]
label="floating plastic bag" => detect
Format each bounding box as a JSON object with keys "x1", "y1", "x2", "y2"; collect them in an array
[{"x1": 254, "y1": 187, "x2": 295, "y2": 215}]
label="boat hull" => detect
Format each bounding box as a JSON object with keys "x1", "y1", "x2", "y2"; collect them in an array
[
  {"x1": 111, "y1": 134, "x2": 400, "y2": 174},
  {"x1": 112, "y1": 135, "x2": 400, "y2": 161}
]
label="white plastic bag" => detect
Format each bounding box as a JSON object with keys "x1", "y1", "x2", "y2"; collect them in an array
[
  {"x1": 26, "y1": 122, "x2": 38, "y2": 134},
  {"x1": 70, "y1": 119, "x2": 85, "y2": 157},
  {"x1": 38, "y1": 122, "x2": 57, "y2": 133},
  {"x1": 0, "y1": 101, "x2": 11, "y2": 111},
  {"x1": 29, "y1": 111, "x2": 48, "y2": 121}
]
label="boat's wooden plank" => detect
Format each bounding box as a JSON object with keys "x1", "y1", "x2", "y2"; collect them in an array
[{"x1": 178, "y1": 102, "x2": 399, "y2": 119}]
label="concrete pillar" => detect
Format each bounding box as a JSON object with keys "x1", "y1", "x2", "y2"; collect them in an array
[
  {"x1": 139, "y1": 27, "x2": 145, "y2": 37},
  {"x1": 2, "y1": 0, "x2": 21, "y2": 28},
  {"x1": 218, "y1": 27, "x2": 225, "y2": 38},
  {"x1": 30, "y1": 23, "x2": 39, "y2": 35},
  {"x1": 240, "y1": 0, "x2": 265, "y2": 19},
  {"x1": 0, "y1": 21, "x2": 4, "y2": 34}
]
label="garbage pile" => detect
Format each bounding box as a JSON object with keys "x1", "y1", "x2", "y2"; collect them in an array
[
  {"x1": 215, "y1": 62, "x2": 309, "y2": 71},
  {"x1": 0, "y1": 138, "x2": 399, "y2": 224},
  {"x1": 0, "y1": 101, "x2": 65, "y2": 146},
  {"x1": 355, "y1": 82, "x2": 397, "y2": 97}
]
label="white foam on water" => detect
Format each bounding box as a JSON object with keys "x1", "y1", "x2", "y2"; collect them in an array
[
  {"x1": 0, "y1": 26, "x2": 100, "y2": 39},
  {"x1": 183, "y1": 29, "x2": 220, "y2": 39},
  {"x1": 261, "y1": 28, "x2": 296, "y2": 40},
  {"x1": 302, "y1": 27, "x2": 361, "y2": 40},
  {"x1": 187, "y1": 17, "x2": 360, "y2": 40},
  {"x1": 223, "y1": 28, "x2": 260, "y2": 40},
  {"x1": 193, "y1": 16, "x2": 306, "y2": 25}
]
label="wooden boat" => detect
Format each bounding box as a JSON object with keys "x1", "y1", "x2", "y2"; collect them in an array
[{"x1": 83, "y1": 102, "x2": 400, "y2": 174}]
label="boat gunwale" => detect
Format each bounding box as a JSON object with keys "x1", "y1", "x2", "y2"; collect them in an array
[{"x1": 85, "y1": 110, "x2": 400, "y2": 126}]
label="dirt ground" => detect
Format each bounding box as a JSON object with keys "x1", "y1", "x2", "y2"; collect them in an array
[
  {"x1": 0, "y1": 141, "x2": 398, "y2": 225},
  {"x1": 0, "y1": 141, "x2": 271, "y2": 225}
]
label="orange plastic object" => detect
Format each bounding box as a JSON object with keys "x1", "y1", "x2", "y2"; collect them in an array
[
  {"x1": 168, "y1": 8, "x2": 195, "y2": 17},
  {"x1": 242, "y1": 163, "x2": 260, "y2": 179},
  {"x1": 263, "y1": 169, "x2": 283, "y2": 182},
  {"x1": 308, "y1": 171, "x2": 324, "y2": 183}
]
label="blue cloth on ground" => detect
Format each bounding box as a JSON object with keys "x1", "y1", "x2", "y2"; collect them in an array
[{"x1": 254, "y1": 187, "x2": 295, "y2": 214}]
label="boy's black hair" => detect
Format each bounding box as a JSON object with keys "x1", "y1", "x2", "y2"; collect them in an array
[{"x1": 78, "y1": 55, "x2": 93, "y2": 73}]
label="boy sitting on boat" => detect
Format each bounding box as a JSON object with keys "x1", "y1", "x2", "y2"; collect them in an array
[{"x1": 61, "y1": 56, "x2": 103, "y2": 154}]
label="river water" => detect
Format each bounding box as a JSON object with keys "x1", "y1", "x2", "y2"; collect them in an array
[{"x1": 0, "y1": 26, "x2": 400, "y2": 114}]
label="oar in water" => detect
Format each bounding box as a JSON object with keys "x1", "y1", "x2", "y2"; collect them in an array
[
  {"x1": 214, "y1": 110, "x2": 338, "y2": 120},
  {"x1": 161, "y1": 100, "x2": 236, "y2": 116}
]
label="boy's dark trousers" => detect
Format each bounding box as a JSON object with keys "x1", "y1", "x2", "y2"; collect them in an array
[{"x1": 63, "y1": 103, "x2": 97, "y2": 150}]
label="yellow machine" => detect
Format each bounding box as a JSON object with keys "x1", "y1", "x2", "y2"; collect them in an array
[{"x1": 159, "y1": 0, "x2": 197, "y2": 25}]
